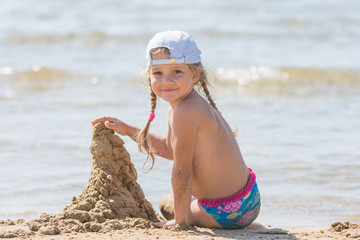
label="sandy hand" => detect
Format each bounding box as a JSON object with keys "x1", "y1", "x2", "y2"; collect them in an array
[
  {"x1": 153, "y1": 220, "x2": 176, "y2": 228},
  {"x1": 91, "y1": 117, "x2": 129, "y2": 136}
]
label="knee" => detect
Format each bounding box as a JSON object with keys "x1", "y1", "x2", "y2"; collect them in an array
[{"x1": 159, "y1": 193, "x2": 174, "y2": 220}]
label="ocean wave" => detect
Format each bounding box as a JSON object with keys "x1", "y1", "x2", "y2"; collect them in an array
[
  {"x1": 1, "y1": 65, "x2": 75, "y2": 80},
  {"x1": 5, "y1": 31, "x2": 145, "y2": 45},
  {"x1": 213, "y1": 67, "x2": 360, "y2": 96},
  {"x1": 0, "y1": 66, "x2": 77, "y2": 92}
]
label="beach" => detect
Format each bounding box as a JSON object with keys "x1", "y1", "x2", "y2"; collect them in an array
[
  {"x1": 1, "y1": 0, "x2": 359, "y2": 235},
  {"x1": 1, "y1": 218, "x2": 360, "y2": 239},
  {"x1": 1, "y1": 123, "x2": 359, "y2": 239}
]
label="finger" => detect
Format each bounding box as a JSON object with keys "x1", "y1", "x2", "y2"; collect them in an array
[
  {"x1": 91, "y1": 117, "x2": 112, "y2": 126},
  {"x1": 164, "y1": 219, "x2": 176, "y2": 227},
  {"x1": 104, "y1": 121, "x2": 114, "y2": 129},
  {"x1": 153, "y1": 221, "x2": 166, "y2": 228},
  {"x1": 91, "y1": 117, "x2": 106, "y2": 124}
]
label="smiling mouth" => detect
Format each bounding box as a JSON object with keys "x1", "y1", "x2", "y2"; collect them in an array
[{"x1": 161, "y1": 89, "x2": 177, "y2": 92}]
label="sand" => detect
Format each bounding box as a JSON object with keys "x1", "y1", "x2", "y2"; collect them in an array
[
  {"x1": 0, "y1": 123, "x2": 359, "y2": 239},
  {"x1": 1, "y1": 219, "x2": 359, "y2": 239}
]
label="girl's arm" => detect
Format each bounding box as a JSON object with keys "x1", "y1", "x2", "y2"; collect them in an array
[
  {"x1": 170, "y1": 105, "x2": 198, "y2": 225},
  {"x1": 91, "y1": 117, "x2": 173, "y2": 160}
]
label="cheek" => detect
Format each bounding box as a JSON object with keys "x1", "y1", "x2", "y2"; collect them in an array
[
  {"x1": 150, "y1": 77, "x2": 156, "y2": 87},
  {"x1": 150, "y1": 77, "x2": 160, "y2": 92}
]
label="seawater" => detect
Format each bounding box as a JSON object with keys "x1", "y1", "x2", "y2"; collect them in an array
[{"x1": 0, "y1": 0, "x2": 359, "y2": 228}]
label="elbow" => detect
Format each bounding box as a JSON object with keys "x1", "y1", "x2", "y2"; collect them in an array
[
  {"x1": 160, "y1": 151, "x2": 174, "y2": 160},
  {"x1": 168, "y1": 153, "x2": 174, "y2": 161},
  {"x1": 166, "y1": 150, "x2": 174, "y2": 161},
  {"x1": 163, "y1": 140, "x2": 174, "y2": 160}
]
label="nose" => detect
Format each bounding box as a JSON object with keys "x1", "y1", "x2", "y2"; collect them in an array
[{"x1": 161, "y1": 73, "x2": 173, "y2": 83}]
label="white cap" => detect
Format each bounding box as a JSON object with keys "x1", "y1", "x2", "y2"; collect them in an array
[{"x1": 146, "y1": 30, "x2": 201, "y2": 66}]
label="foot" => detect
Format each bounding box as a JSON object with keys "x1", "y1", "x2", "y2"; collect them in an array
[{"x1": 246, "y1": 221, "x2": 266, "y2": 229}]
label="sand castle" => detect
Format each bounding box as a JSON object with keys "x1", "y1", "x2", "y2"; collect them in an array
[
  {"x1": 0, "y1": 123, "x2": 160, "y2": 237},
  {"x1": 60, "y1": 122, "x2": 158, "y2": 223}
]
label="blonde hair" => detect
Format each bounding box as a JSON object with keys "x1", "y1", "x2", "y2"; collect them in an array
[{"x1": 136, "y1": 47, "x2": 218, "y2": 172}]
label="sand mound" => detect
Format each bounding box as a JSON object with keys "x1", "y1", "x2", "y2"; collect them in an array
[
  {"x1": 59, "y1": 122, "x2": 158, "y2": 223},
  {"x1": 330, "y1": 221, "x2": 360, "y2": 232},
  {"x1": 1, "y1": 123, "x2": 160, "y2": 238},
  {"x1": 328, "y1": 221, "x2": 360, "y2": 238}
]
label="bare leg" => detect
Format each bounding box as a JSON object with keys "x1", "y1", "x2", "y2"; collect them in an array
[
  {"x1": 247, "y1": 222, "x2": 266, "y2": 229},
  {"x1": 158, "y1": 196, "x2": 263, "y2": 229},
  {"x1": 159, "y1": 193, "x2": 174, "y2": 220},
  {"x1": 188, "y1": 199, "x2": 222, "y2": 228},
  {"x1": 159, "y1": 194, "x2": 201, "y2": 221},
  {"x1": 188, "y1": 199, "x2": 264, "y2": 229},
  {"x1": 159, "y1": 194, "x2": 220, "y2": 228}
]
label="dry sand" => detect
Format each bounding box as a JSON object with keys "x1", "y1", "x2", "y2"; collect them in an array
[
  {"x1": 0, "y1": 123, "x2": 359, "y2": 240},
  {"x1": 1, "y1": 220, "x2": 359, "y2": 239}
]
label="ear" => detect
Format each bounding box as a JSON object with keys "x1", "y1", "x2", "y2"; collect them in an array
[{"x1": 192, "y1": 69, "x2": 201, "y2": 84}]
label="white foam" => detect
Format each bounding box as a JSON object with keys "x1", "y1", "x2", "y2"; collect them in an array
[{"x1": 215, "y1": 66, "x2": 289, "y2": 86}]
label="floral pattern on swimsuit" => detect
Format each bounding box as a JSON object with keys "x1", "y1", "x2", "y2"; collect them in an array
[{"x1": 198, "y1": 168, "x2": 261, "y2": 229}]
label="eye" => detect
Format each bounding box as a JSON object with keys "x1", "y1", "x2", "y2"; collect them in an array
[
  {"x1": 152, "y1": 71, "x2": 162, "y2": 75},
  {"x1": 173, "y1": 70, "x2": 182, "y2": 74}
]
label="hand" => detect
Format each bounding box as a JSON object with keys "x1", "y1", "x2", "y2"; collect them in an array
[
  {"x1": 91, "y1": 116, "x2": 129, "y2": 136},
  {"x1": 153, "y1": 219, "x2": 176, "y2": 228}
]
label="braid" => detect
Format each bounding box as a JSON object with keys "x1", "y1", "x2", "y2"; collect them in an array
[
  {"x1": 194, "y1": 65, "x2": 239, "y2": 137},
  {"x1": 199, "y1": 75, "x2": 218, "y2": 111},
  {"x1": 136, "y1": 79, "x2": 157, "y2": 173},
  {"x1": 189, "y1": 63, "x2": 218, "y2": 111},
  {"x1": 150, "y1": 89, "x2": 157, "y2": 113},
  {"x1": 136, "y1": 47, "x2": 169, "y2": 173}
]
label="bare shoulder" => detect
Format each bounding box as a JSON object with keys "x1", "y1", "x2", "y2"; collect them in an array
[
  {"x1": 174, "y1": 101, "x2": 199, "y2": 116},
  {"x1": 172, "y1": 96, "x2": 207, "y2": 124}
]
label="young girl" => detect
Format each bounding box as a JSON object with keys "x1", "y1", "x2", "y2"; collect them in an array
[{"x1": 91, "y1": 30, "x2": 261, "y2": 229}]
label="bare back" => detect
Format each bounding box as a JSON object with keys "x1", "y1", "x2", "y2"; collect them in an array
[{"x1": 168, "y1": 90, "x2": 249, "y2": 200}]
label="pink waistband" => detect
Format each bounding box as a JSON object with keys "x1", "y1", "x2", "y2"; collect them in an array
[{"x1": 198, "y1": 168, "x2": 256, "y2": 207}]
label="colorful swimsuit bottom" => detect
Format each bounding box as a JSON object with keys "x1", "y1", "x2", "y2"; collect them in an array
[{"x1": 198, "y1": 168, "x2": 261, "y2": 229}]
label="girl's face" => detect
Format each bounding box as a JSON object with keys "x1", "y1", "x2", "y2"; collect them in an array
[{"x1": 149, "y1": 52, "x2": 199, "y2": 107}]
